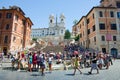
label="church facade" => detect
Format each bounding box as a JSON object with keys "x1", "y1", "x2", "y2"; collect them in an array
[{"x1": 31, "y1": 14, "x2": 66, "y2": 45}]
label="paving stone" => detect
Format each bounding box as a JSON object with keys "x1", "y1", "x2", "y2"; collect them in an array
[{"x1": 0, "y1": 60, "x2": 119, "y2": 80}]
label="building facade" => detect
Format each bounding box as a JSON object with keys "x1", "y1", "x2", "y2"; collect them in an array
[
  {"x1": 72, "y1": 0, "x2": 120, "y2": 57},
  {"x1": 0, "y1": 6, "x2": 33, "y2": 55},
  {"x1": 31, "y1": 14, "x2": 65, "y2": 45}
]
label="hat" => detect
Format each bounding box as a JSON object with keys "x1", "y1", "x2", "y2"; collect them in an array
[{"x1": 74, "y1": 51, "x2": 78, "y2": 55}]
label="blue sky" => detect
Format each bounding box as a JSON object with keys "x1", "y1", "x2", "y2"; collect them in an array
[{"x1": 0, "y1": 0, "x2": 100, "y2": 31}]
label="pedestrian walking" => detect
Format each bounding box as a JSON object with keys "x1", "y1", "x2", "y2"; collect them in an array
[
  {"x1": 28, "y1": 52, "x2": 32, "y2": 72},
  {"x1": 73, "y1": 54, "x2": 82, "y2": 75},
  {"x1": 0, "y1": 51, "x2": 4, "y2": 68},
  {"x1": 37, "y1": 51, "x2": 41, "y2": 71},
  {"x1": 88, "y1": 53, "x2": 99, "y2": 74},
  {"x1": 40, "y1": 53, "x2": 46, "y2": 76},
  {"x1": 48, "y1": 54, "x2": 53, "y2": 73},
  {"x1": 16, "y1": 52, "x2": 21, "y2": 71},
  {"x1": 104, "y1": 53, "x2": 110, "y2": 69},
  {"x1": 32, "y1": 52, "x2": 37, "y2": 70}
]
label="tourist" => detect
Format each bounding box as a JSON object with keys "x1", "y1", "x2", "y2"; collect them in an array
[
  {"x1": 11, "y1": 54, "x2": 16, "y2": 70},
  {"x1": 48, "y1": 54, "x2": 53, "y2": 73},
  {"x1": 28, "y1": 52, "x2": 32, "y2": 72},
  {"x1": 79, "y1": 54, "x2": 83, "y2": 69},
  {"x1": 40, "y1": 53, "x2": 46, "y2": 76},
  {"x1": 37, "y1": 51, "x2": 41, "y2": 71},
  {"x1": 0, "y1": 51, "x2": 4, "y2": 67},
  {"x1": 104, "y1": 53, "x2": 110, "y2": 69},
  {"x1": 16, "y1": 52, "x2": 21, "y2": 71},
  {"x1": 73, "y1": 54, "x2": 82, "y2": 75},
  {"x1": 88, "y1": 53, "x2": 99, "y2": 74},
  {"x1": 21, "y1": 52, "x2": 27, "y2": 71},
  {"x1": 32, "y1": 52, "x2": 37, "y2": 70}
]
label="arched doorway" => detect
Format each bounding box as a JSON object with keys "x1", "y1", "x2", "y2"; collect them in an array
[{"x1": 111, "y1": 48, "x2": 118, "y2": 58}]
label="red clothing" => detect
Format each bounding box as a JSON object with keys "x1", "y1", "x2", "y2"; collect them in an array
[
  {"x1": 21, "y1": 53, "x2": 24, "y2": 58},
  {"x1": 32, "y1": 53, "x2": 37, "y2": 64}
]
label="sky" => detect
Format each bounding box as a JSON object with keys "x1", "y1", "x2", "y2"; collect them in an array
[{"x1": 0, "y1": 0, "x2": 100, "y2": 31}]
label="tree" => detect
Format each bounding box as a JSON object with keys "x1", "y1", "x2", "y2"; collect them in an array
[
  {"x1": 74, "y1": 34, "x2": 80, "y2": 41},
  {"x1": 32, "y1": 38, "x2": 37, "y2": 42},
  {"x1": 64, "y1": 30, "x2": 71, "y2": 39},
  {"x1": 73, "y1": 19, "x2": 78, "y2": 25}
]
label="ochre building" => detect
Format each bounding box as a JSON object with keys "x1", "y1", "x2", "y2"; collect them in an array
[
  {"x1": 0, "y1": 6, "x2": 33, "y2": 55},
  {"x1": 72, "y1": 0, "x2": 120, "y2": 58}
]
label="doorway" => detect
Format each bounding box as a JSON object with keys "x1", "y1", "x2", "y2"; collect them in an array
[
  {"x1": 111, "y1": 48, "x2": 118, "y2": 58},
  {"x1": 3, "y1": 47, "x2": 7, "y2": 55}
]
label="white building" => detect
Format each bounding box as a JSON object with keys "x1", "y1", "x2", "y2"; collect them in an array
[{"x1": 31, "y1": 14, "x2": 66, "y2": 44}]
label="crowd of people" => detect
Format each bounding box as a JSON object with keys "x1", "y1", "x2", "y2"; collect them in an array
[
  {"x1": 64, "y1": 43, "x2": 114, "y2": 74},
  {"x1": 10, "y1": 51, "x2": 54, "y2": 76},
  {"x1": 0, "y1": 43, "x2": 115, "y2": 76}
]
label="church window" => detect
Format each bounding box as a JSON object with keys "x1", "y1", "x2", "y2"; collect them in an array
[
  {"x1": 50, "y1": 20, "x2": 52, "y2": 23},
  {"x1": 61, "y1": 30, "x2": 63, "y2": 34},
  {"x1": 61, "y1": 19, "x2": 63, "y2": 21}
]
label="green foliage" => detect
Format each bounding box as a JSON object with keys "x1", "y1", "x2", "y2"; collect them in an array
[
  {"x1": 64, "y1": 30, "x2": 71, "y2": 39},
  {"x1": 32, "y1": 38, "x2": 37, "y2": 42},
  {"x1": 73, "y1": 19, "x2": 78, "y2": 25},
  {"x1": 74, "y1": 35, "x2": 80, "y2": 41}
]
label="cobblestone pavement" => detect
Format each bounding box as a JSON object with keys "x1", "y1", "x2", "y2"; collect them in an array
[{"x1": 0, "y1": 60, "x2": 120, "y2": 80}]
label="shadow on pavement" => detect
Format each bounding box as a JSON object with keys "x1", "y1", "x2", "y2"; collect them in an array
[
  {"x1": 2, "y1": 67, "x2": 17, "y2": 71},
  {"x1": 83, "y1": 73, "x2": 98, "y2": 75},
  {"x1": 30, "y1": 74, "x2": 40, "y2": 76},
  {"x1": 65, "y1": 73, "x2": 74, "y2": 76}
]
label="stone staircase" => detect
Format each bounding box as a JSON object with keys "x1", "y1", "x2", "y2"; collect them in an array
[
  {"x1": 30, "y1": 42, "x2": 64, "y2": 53},
  {"x1": 42, "y1": 46, "x2": 64, "y2": 53}
]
